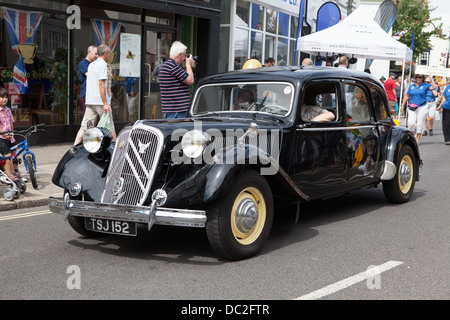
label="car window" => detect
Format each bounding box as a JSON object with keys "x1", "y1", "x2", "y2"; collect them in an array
[
  {"x1": 301, "y1": 82, "x2": 338, "y2": 122},
  {"x1": 345, "y1": 83, "x2": 372, "y2": 123},
  {"x1": 370, "y1": 88, "x2": 390, "y2": 121},
  {"x1": 191, "y1": 82, "x2": 294, "y2": 117}
]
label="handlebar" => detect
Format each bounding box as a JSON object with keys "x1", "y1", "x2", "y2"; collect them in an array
[{"x1": 0, "y1": 123, "x2": 45, "y2": 136}]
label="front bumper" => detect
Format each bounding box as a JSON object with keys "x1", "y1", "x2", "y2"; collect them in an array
[{"x1": 49, "y1": 195, "x2": 207, "y2": 230}]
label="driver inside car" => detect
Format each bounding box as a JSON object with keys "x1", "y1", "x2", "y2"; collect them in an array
[{"x1": 233, "y1": 88, "x2": 255, "y2": 110}]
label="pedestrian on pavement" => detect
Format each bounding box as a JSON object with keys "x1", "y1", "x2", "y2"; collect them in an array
[
  {"x1": 423, "y1": 77, "x2": 439, "y2": 136},
  {"x1": 159, "y1": 41, "x2": 195, "y2": 119},
  {"x1": 436, "y1": 82, "x2": 450, "y2": 145},
  {"x1": 400, "y1": 74, "x2": 437, "y2": 143},
  {"x1": 0, "y1": 87, "x2": 21, "y2": 181},
  {"x1": 338, "y1": 55, "x2": 348, "y2": 68},
  {"x1": 264, "y1": 57, "x2": 275, "y2": 67},
  {"x1": 73, "y1": 44, "x2": 117, "y2": 145},
  {"x1": 78, "y1": 45, "x2": 98, "y2": 115},
  {"x1": 384, "y1": 73, "x2": 397, "y2": 117}
]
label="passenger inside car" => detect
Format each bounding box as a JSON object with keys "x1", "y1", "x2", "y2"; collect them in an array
[{"x1": 301, "y1": 93, "x2": 335, "y2": 122}]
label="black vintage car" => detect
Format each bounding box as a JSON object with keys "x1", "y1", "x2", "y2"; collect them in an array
[{"x1": 49, "y1": 66, "x2": 421, "y2": 260}]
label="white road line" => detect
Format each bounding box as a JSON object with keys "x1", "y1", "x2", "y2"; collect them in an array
[
  {"x1": 294, "y1": 260, "x2": 404, "y2": 300},
  {"x1": 0, "y1": 210, "x2": 51, "y2": 221}
]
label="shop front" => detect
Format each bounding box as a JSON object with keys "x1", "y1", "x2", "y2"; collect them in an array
[{"x1": 0, "y1": 0, "x2": 220, "y2": 144}]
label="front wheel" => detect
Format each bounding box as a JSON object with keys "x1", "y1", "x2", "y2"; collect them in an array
[
  {"x1": 206, "y1": 170, "x2": 274, "y2": 260},
  {"x1": 24, "y1": 154, "x2": 38, "y2": 189},
  {"x1": 382, "y1": 145, "x2": 417, "y2": 203}
]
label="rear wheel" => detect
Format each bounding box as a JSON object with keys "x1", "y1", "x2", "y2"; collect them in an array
[
  {"x1": 382, "y1": 145, "x2": 417, "y2": 203},
  {"x1": 24, "y1": 154, "x2": 38, "y2": 189},
  {"x1": 206, "y1": 170, "x2": 273, "y2": 260}
]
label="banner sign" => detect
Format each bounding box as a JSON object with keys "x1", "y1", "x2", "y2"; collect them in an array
[{"x1": 415, "y1": 65, "x2": 450, "y2": 78}]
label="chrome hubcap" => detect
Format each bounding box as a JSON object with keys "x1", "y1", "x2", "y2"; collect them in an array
[
  {"x1": 399, "y1": 162, "x2": 412, "y2": 188},
  {"x1": 235, "y1": 198, "x2": 258, "y2": 235}
]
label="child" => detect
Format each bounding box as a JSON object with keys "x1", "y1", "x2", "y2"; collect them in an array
[{"x1": 0, "y1": 87, "x2": 19, "y2": 182}]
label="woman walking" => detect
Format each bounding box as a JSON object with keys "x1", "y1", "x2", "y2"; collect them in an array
[
  {"x1": 436, "y1": 82, "x2": 450, "y2": 145},
  {"x1": 400, "y1": 74, "x2": 437, "y2": 143}
]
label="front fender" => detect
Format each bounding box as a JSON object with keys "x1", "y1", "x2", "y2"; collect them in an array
[
  {"x1": 162, "y1": 144, "x2": 308, "y2": 208},
  {"x1": 52, "y1": 145, "x2": 113, "y2": 201}
]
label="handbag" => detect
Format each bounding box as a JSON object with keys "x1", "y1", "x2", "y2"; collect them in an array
[
  {"x1": 407, "y1": 102, "x2": 419, "y2": 111},
  {"x1": 97, "y1": 112, "x2": 111, "y2": 132}
]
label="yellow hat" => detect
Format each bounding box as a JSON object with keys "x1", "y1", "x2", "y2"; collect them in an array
[{"x1": 242, "y1": 59, "x2": 262, "y2": 69}]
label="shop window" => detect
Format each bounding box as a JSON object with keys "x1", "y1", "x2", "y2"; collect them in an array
[
  {"x1": 265, "y1": 8, "x2": 277, "y2": 34},
  {"x1": 251, "y1": 3, "x2": 263, "y2": 31},
  {"x1": 236, "y1": 0, "x2": 250, "y2": 27},
  {"x1": 0, "y1": 7, "x2": 68, "y2": 126},
  {"x1": 278, "y1": 12, "x2": 289, "y2": 37}
]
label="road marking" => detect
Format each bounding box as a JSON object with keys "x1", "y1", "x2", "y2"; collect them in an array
[
  {"x1": 294, "y1": 260, "x2": 404, "y2": 300},
  {"x1": 0, "y1": 210, "x2": 51, "y2": 221}
]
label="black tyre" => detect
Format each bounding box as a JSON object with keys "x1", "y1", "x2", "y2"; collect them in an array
[
  {"x1": 382, "y1": 145, "x2": 416, "y2": 203},
  {"x1": 206, "y1": 170, "x2": 274, "y2": 260},
  {"x1": 24, "y1": 154, "x2": 38, "y2": 189}
]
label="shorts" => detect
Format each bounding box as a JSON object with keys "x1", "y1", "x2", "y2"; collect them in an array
[
  {"x1": 427, "y1": 101, "x2": 437, "y2": 117},
  {"x1": 81, "y1": 104, "x2": 115, "y2": 132},
  {"x1": 0, "y1": 138, "x2": 12, "y2": 156}
]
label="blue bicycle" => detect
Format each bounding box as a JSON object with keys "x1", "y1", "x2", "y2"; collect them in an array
[{"x1": 9, "y1": 124, "x2": 44, "y2": 189}]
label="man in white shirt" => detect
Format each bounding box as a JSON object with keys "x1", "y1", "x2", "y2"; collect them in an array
[{"x1": 74, "y1": 44, "x2": 117, "y2": 145}]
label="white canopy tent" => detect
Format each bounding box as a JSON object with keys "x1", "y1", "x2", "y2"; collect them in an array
[
  {"x1": 297, "y1": 5, "x2": 413, "y2": 62},
  {"x1": 297, "y1": 5, "x2": 413, "y2": 109}
]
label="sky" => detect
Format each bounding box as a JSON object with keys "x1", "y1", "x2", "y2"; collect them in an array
[{"x1": 428, "y1": 0, "x2": 450, "y2": 36}]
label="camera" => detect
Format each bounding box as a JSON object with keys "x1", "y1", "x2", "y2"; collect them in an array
[{"x1": 187, "y1": 54, "x2": 199, "y2": 62}]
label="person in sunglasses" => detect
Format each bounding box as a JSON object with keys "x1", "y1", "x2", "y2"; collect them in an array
[{"x1": 400, "y1": 74, "x2": 437, "y2": 143}]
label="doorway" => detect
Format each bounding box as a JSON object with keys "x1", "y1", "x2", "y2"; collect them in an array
[{"x1": 143, "y1": 29, "x2": 174, "y2": 119}]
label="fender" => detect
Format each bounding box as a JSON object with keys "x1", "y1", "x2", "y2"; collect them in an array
[
  {"x1": 162, "y1": 144, "x2": 309, "y2": 208},
  {"x1": 52, "y1": 145, "x2": 113, "y2": 202},
  {"x1": 379, "y1": 126, "x2": 421, "y2": 181}
]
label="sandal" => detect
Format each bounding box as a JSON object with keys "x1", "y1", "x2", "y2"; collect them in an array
[
  {"x1": 8, "y1": 174, "x2": 18, "y2": 181},
  {"x1": 429, "y1": 129, "x2": 433, "y2": 136}
]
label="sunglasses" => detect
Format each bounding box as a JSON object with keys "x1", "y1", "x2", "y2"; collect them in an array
[{"x1": 415, "y1": 76, "x2": 424, "y2": 79}]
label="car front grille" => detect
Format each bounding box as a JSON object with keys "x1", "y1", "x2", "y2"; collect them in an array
[{"x1": 101, "y1": 125, "x2": 164, "y2": 206}]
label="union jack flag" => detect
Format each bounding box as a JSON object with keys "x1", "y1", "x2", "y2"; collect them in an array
[
  {"x1": 1, "y1": 7, "x2": 43, "y2": 93},
  {"x1": 91, "y1": 19, "x2": 121, "y2": 51},
  {"x1": 1, "y1": 7, "x2": 42, "y2": 53}
]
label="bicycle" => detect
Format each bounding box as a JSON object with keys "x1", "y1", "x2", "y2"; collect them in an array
[{"x1": 1, "y1": 124, "x2": 44, "y2": 189}]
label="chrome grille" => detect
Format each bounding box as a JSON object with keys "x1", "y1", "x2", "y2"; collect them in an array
[{"x1": 101, "y1": 125, "x2": 164, "y2": 206}]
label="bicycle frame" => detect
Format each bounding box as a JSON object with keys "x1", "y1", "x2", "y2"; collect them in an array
[{"x1": 11, "y1": 138, "x2": 36, "y2": 172}]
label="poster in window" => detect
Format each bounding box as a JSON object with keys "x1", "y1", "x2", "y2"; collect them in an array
[{"x1": 120, "y1": 33, "x2": 141, "y2": 77}]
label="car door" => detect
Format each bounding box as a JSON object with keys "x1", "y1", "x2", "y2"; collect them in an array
[
  {"x1": 342, "y1": 80, "x2": 381, "y2": 186},
  {"x1": 291, "y1": 79, "x2": 348, "y2": 200}
]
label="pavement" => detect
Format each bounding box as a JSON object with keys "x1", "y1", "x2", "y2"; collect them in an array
[{"x1": 0, "y1": 143, "x2": 73, "y2": 212}]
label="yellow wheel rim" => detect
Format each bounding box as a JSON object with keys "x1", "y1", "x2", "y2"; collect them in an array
[
  {"x1": 230, "y1": 187, "x2": 266, "y2": 245},
  {"x1": 398, "y1": 155, "x2": 413, "y2": 194}
]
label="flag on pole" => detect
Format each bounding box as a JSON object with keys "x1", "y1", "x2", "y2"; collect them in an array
[
  {"x1": 91, "y1": 19, "x2": 121, "y2": 51},
  {"x1": 294, "y1": 0, "x2": 306, "y2": 64}
]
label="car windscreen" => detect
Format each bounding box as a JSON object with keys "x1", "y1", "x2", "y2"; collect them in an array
[{"x1": 191, "y1": 82, "x2": 295, "y2": 117}]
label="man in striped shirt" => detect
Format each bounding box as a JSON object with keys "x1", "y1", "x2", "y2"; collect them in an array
[{"x1": 159, "y1": 41, "x2": 195, "y2": 119}]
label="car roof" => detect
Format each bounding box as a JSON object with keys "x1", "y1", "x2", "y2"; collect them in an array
[{"x1": 197, "y1": 66, "x2": 382, "y2": 89}]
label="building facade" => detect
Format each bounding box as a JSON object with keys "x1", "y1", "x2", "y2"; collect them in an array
[
  {"x1": 0, "y1": 0, "x2": 220, "y2": 143},
  {"x1": 0, "y1": 0, "x2": 359, "y2": 144}
]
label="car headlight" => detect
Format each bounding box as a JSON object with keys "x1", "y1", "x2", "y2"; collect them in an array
[
  {"x1": 181, "y1": 130, "x2": 211, "y2": 158},
  {"x1": 83, "y1": 127, "x2": 112, "y2": 153}
]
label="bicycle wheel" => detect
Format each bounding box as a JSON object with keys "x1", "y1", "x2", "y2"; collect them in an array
[{"x1": 24, "y1": 154, "x2": 38, "y2": 189}]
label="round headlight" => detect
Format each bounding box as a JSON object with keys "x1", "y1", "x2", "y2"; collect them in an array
[
  {"x1": 181, "y1": 130, "x2": 210, "y2": 158},
  {"x1": 83, "y1": 127, "x2": 111, "y2": 153}
]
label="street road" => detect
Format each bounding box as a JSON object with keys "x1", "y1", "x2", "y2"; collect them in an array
[{"x1": 1, "y1": 124, "x2": 449, "y2": 303}]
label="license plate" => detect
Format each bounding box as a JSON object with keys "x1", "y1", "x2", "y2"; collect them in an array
[{"x1": 85, "y1": 218, "x2": 137, "y2": 236}]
